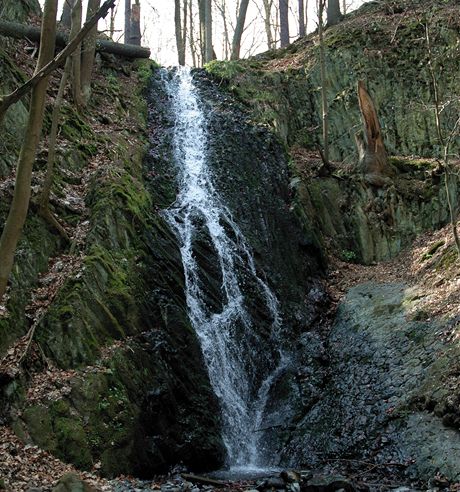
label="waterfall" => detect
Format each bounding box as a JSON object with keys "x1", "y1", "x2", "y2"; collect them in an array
[{"x1": 162, "y1": 67, "x2": 287, "y2": 470}]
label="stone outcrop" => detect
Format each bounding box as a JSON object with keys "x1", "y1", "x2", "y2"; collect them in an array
[{"x1": 283, "y1": 282, "x2": 460, "y2": 481}]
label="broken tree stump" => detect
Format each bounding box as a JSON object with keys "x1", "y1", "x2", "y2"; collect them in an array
[{"x1": 355, "y1": 80, "x2": 394, "y2": 186}]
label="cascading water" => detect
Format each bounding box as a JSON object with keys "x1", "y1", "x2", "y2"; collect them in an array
[{"x1": 162, "y1": 67, "x2": 288, "y2": 471}]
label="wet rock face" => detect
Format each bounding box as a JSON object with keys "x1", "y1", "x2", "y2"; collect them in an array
[
  {"x1": 146, "y1": 68, "x2": 327, "y2": 465},
  {"x1": 295, "y1": 169, "x2": 460, "y2": 265},
  {"x1": 192, "y1": 70, "x2": 324, "y2": 325},
  {"x1": 283, "y1": 282, "x2": 460, "y2": 482}
]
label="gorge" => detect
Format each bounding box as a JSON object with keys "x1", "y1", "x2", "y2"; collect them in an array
[{"x1": 0, "y1": 0, "x2": 460, "y2": 490}]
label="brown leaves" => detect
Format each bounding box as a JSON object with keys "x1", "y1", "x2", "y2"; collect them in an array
[{"x1": 0, "y1": 426, "x2": 109, "y2": 491}]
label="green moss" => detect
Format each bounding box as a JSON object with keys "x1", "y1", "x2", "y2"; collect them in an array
[
  {"x1": 22, "y1": 405, "x2": 57, "y2": 452},
  {"x1": 390, "y1": 156, "x2": 436, "y2": 173},
  {"x1": 135, "y1": 59, "x2": 161, "y2": 87},
  {"x1": 54, "y1": 417, "x2": 92, "y2": 469},
  {"x1": 420, "y1": 240, "x2": 445, "y2": 262},
  {"x1": 205, "y1": 59, "x2": 246, "y2": 81},
  {"x1": 437, "y1": 246, "x2": 459, "y2": 270}
]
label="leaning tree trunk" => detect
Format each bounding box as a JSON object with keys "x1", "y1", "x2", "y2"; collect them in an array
[
  {"x1": 0, "y1": 0, "x2": 58, "y2": 300},
  {"x1": 39, "y1": 58, "x2": 71, "y2": 243},
  {"x1": 80, "y1": 0, "x2": 101, "y2": 105},
  {"x1": 355, "y1": 80, "x2": 393, "y2": 185},
  {"x1": 279, "y1": 0, "x2": 290, "y2": 47},
  {"x1": 230, "y1": 0, "x2": 250, "y2": 60}
]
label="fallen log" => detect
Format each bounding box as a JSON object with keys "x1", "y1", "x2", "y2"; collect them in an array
[
  {"x1": 180, "y1": 473, "x2": 228, "y2": 488},
  {"x1": 0, "y1": 20, "x2": 151, "y2": 59}
]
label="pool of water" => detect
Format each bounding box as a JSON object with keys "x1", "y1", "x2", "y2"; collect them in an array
[{"x1": 208, "y1": 466, "x2": 282, "y2": 481}]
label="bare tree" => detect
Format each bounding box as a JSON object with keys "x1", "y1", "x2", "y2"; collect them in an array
[
  {"x1": 175, "y1": 0, "x2": 186, "y2": 65},
  {"x1": 279, "y1": 0, "x2": 289, "y2": 47},
  {"x1": 188, "y1": 0, "x2": 199, "y2": 66},
  {"x1": 39, "y1": 58, "x2": 71, "y2": 242},
  {"x1": 215, "y1": 0, "x2": 231, "y2": 59},
  {"x1": 124, "y1": 0, "x2": 131, "y2": 43},
  {"x1": 0, "y1": 0, "x2": 116, "y2": 123},
  {"x1": 424, "y1": 20, "x2": 460, "y2": 256},
  {"x1": 231, "y1": 0, "x2": 250, "y2": 59},
  {"x1": 61, "y1": 0, "x2": 75, "y2": 28},
  {"x1": 204, "y1": 0, "x2": 213, "y2": 62},
  {"x1": 317, "y1": 0, "x2": 329, "y2": 162},
  {"x1": 81, "y1": 0, "x2": 101, "y2": 103},
  {"x1": 327, "y1": 0, "x2": 342, "y2": 26},
  {"x1": 298, "y1": 0, "x2": 306, "y2": 36},
  {"x1": 253, "y1": 0, "x2": 275, "y2": 50},
  {"x1": 0, "y1": 0, "x2": 59, "y2": 299},
  {"x1": 0, "y1": 0, "x2": 116, "y2": 299},
  {"x1": 70, "y1": 0, "x2": 84, "y2": 108},
  {"x1": 130, "y1": 0, "x2": 141, "y2": 45}
]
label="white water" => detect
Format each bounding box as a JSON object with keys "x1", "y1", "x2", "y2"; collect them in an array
[{"x1": 163, "y1": 67, "x2": 287, "y2": 469}]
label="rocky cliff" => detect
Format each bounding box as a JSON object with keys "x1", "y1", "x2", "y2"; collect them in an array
[{"x1": 1, "y1": 0, "x2": 460, "y2": 487}]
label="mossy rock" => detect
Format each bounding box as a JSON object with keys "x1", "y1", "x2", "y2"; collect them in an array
[
  {"x1": 22, "y1": 405, "x2": 57, "y2": 452},
  {"x1": 54, "y1": 417, "x2": 92, "y2": 469}
]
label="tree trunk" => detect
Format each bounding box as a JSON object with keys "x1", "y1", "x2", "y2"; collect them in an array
[
  {"x1": 109, "y1": 4, "x2": 115, "y2": 39},
  {"x1": 279, "y1": 0, "x2": 289, "y2": 47},
  {"x1": 0, "y1": 0, "x2": 58, "y2": 300},
  {"x1": 262, "y1": 0, "x2": 274, "y2": 49},
  {"x1": 175, "y1": 0, "x2": 186, "y2": 65},
  {"x1": 318, "y1": 0, "x2": 329, "y2": 162},
  {"x1": 183, "y1": 0, "x2": 188, "y2": 63},
  {"x1": 0, "y1": 20, "x2": 150, "y2": 58},
  {"x1": 189, "y1": 0, "x2": 198, "y2": 66},
  {"x1": 130, "y1": 1, "x2": 141, "y2": 45},
  {"x1": 199, "y1": 0, "x2": 206, "y2": 63},
  {"x1": 124, "y1": 0, "x2": 131, "y2": 44},
  {"x1": 39, "y1": 58, "x2": 71, "y2": 242},
  {"x1": 215, "y1": 0, "x2": 230, "y2": 60},
  {"x1": 70, "y1": 0, "x2": 84, "y2": 109},
  {"x1": 0, "y1": 2, "x2": 119, "y2": 125},
  {"x1": 204, "y1": 0, "x2": 213, "y2": 63},
  {"x1": 80, "y1": 0, "x2": 101, "y2": 105},
  {"x1": 327, "y1": 0, "x2": 342, "y2": 26},
  {"x1": 61, "y1": 0, "x2": 75, "y2": 28},
  {"x1": 356, "y1": 80, "x2": 393, "y2": 184},
  {"x1": 298, "y1": 0, "x2": 305, "y2": 36},
  {"x1": 230, "y1": 0, "x2": 250, "y2": 60}
]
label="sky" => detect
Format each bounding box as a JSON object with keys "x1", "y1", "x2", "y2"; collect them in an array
[{"x1": 38, "y1": 0, "x2": 365, "y2": 66}]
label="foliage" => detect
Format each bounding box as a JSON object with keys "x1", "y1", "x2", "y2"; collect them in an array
[{"x1": 341, "y1": 249, "x2": 357, "y2": 262}]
